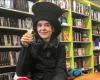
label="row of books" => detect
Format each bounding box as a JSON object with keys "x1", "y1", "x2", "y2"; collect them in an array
[
  {"x1": 0, "y1": 72, "x2": 15, "y2": 80},
  {"x1": 92, "y1": 25, "x2": 100, "y2": 35},
  {"x1": 74, "y1": 47, "x2": 85, "y2": 56},
  {"x1": 44, "y1": 0, "x2": 70, "y2": 10},
  {"x1": 73, "y1": 18, "x2": 86, "y2": 28},
  {"x1": 0, "y1": 51, "x2": 20, "y2": 66},
  {"x1": 94, "y1": 52, "x2": 100, "y2": 66},
  {"x1": 45, "y1": 0, "x2": 90, "y2": 16},
  {"x1": 0, "y1": 14, "x2": 68, "y2": 29},
  {"x1": 73, "y1": 31, "x2": 89, "y2": 42},
  {"x1": 72, "y1": 0, "x2": 90, "y2": 16},
  {"x1": 0, "y1": 35, "x2": 21, "y2": 46},
  {"x1": 0, "y1": 14, "x2": 68, "y2": 30},
  {"x1": 0, "y1": 0, "x2": 33, "y2": 12},
  {"x1": 74, "y1": 58, "x2": 89, "y2": 69},
  {"x1": 59, "y1": 30, "x2": 69, "y2": 41},
  {"x1": 59, "y1": 14, "x2": 68, "y2": 26},
  {"x1": 0, "y1": 17, "x2": 33, "y2": 29},
  {"x1": 91, "y1": 9, "x2": 100, "y2": 22}
]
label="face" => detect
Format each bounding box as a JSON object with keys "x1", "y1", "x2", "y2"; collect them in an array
[{"x1": 37, "y1": 20, "x2": 54, "y2": 42}]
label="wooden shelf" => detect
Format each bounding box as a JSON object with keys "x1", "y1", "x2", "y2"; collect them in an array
[{"x1": 0, "y1": 7, "x2": 34, "y2": 17}]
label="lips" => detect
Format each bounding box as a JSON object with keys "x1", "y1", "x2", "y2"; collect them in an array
[{"x1": 39, "y1": 32, "x2": 48, "y2": 35}]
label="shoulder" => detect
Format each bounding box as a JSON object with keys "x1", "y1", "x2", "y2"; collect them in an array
[
  {"x1": 57, "y1": 43, "x2": 66, "y2": 55},
  {"x1": 58, "y1": 43, "x2": 65, "y2": 49}
]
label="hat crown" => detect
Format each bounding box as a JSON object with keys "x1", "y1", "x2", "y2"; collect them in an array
[{"x1": 32, "y1": 2, "x2": 63, "y2": 20}]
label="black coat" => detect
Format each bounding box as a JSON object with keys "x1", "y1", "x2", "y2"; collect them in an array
[{"x1": 16, "y1": 39, "x2": 67, "y2": 80}]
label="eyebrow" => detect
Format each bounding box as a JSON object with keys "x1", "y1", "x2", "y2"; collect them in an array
[{"x1": 38, "y1": 22, "x2": 50, "y2": 24}]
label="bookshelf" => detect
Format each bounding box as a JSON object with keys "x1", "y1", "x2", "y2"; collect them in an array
[
  {"x1": 0, "y1": 0, "x2": 34, "y2": 79},
  {"x1": 42, "y1": 0, "x2": 100, "y2": 74},
  {"x1": 90, "y1": 1, "x2": 100, "y2": 72},
  {"x1": 71, "y1": 0, "x2": 94, "y2": 73}
]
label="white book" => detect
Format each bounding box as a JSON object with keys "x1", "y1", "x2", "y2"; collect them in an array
[
  {"x1": 65, "y1": 0, "x2": 69, "y2": 10},
  {"x1": 91, "y1": 9, "x2": 94, "y2": 20},
  {"x1": 27, "y1": 1, "x2": 34, "y2": 13},
  {"x1": 98, "y1": 12, "x2": 100, "y2": 22},
  {"x1": 99, "y1": 55, "x2": 100, "y2": 64},
  {"x1": 25, "y1": 17, "x2": 33, "y2": 29},
  {"x1": 9, "y1": 51, "x2": 14, "y2": 65},
  {"x1": 18, "y1": 19, "x2": 22, "y2": 28},
  {"x1": 73, "y1": 0, "x2": 76, "y2": 12},
  {"x1": 10, "y1": 0, "x2": 13, "y2": 9},
  {"x1": 3, "y1": 35, "x2": 8, "y2": 46},
  {"x1": 22, "y1": 19, "x2": 25, "y2": 29},
  {"x1": 13, "y1": 35, "x2": 17, "y2": 46},
  {"x1": 1, "y1": 17, "x2": 4, "y2": 26},
  {"x1": 51, "y1": 0, "x2": 55, "y2": 4},
  {"x1": 59, "y1": 0, "x2": 66, "y2": 9},
  {"x1": 0, "y1": 0, "x2": 4, "y2": 7},
  {"x1": 81, "y1": 4, "x2": 84, "y2": 14},
  {"x1": 4, "y1": 0, "x2": 11, "y2": 8},
  {"x1": 15, "y1": 51, "x2": 20, "y2": 62}
]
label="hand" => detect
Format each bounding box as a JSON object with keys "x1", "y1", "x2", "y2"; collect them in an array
[{"x1": 21, "y1": 32, "x2": 33, "y2": 46}]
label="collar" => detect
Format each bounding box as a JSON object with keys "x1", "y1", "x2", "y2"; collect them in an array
[{"x1": 37, "y1": 38, "x2": 59, "y2": 49}]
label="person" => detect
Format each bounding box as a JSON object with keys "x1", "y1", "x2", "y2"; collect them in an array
[{"x1": 15, "y1": 2, "x2": 67, "y2": 80}]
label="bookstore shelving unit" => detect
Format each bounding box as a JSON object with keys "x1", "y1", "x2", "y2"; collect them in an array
[
  {"x1": 0, "y1": 0, "x2": 34, "y2": 79},
  {"x1": 90, "y1": 2, "x2": 100, "y2": 72},
  {"x1": 43, "y1": 0, "x2": 100, "y2": 74},
  {"x1": 71, "y1": 0, "x2": 94, "y2": 73},
  {"x1": 59, "y1": 0, "x2": 73, "y2": 71}
]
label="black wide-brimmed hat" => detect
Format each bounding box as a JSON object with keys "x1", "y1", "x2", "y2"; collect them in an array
[{"x1": 32, "y1": 2, "x2": 64, "y2": 39}]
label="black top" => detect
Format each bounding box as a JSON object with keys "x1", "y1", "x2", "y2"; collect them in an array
[{"x1": 16, "y1": 39, "x2": 67, "y2": 80}]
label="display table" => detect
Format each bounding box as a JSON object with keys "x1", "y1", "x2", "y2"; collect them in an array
[{"x1": 74, "y1": 72, "x2": 100, "y2": 80}]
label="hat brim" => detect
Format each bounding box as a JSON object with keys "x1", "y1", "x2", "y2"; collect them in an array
[{"x1": 28, "y1": 0, "x2": 39, "y2": 3}]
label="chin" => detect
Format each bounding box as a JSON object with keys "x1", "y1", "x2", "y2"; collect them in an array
[
  {"x1": 40, "y1": 36, "x2": 48, "y2": 39},
  {"x1": 40, "y1": 35, "x2": 48, "y2": 38},
  {"x1": 41, "y1": 37, "x2": 48, "y2": 39}
]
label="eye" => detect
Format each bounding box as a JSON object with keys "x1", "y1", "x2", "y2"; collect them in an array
[
  {"x1": 45, "y1": 23, "x2": 51, "y2": 27},
  {"x1": 37, "y1": 23, "x2": 42, "y2": 27}
]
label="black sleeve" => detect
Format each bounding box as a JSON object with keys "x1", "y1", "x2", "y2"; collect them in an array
[
  {"x1": 16, "y1": 45, "x2": 33, "y2": 77},
  {"x1": 52, "y1": 44, "x2": 67, "y2": 80}
]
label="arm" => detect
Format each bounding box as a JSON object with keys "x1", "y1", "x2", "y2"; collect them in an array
[
  {"x1": 14, "y1": 32, "x2": 35, "y2": 80},
  {"x1": 16, "y1": 31, "x2": 33, "y2": 76},
  {"x1": 15, "y1": 35, "x2": 38, "y2": 80},
  {"x1": 16, "y1": 46, "x2": 33, "y2": 77},
  {"x1": 52, "y1": 44, "x2": 67, "y2": 80}
]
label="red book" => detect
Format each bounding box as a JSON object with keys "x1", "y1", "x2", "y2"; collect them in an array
[{"x1": 17, "y1": 77, "x2": 32, "y2": 80}]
